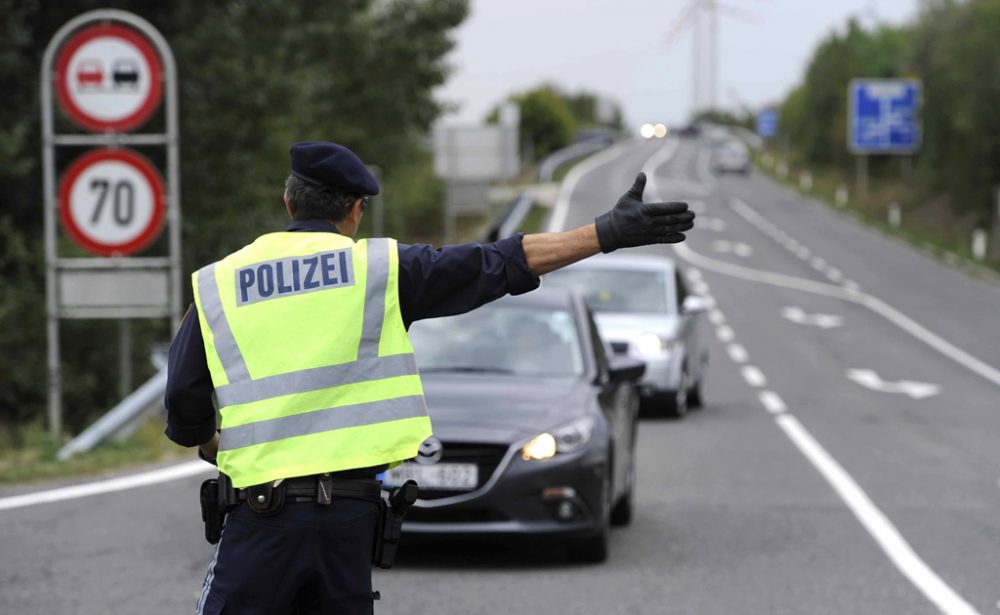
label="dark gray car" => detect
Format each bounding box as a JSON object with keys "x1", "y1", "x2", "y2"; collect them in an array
[{"x1": 382, "y1": 290, "x2": 644, "y2": 562}]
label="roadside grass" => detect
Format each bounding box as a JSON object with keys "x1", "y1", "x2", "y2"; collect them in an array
[
  {"x1": 550, "y1": 150, "x2": 601, "y2": 183},
  {"x1": 754, "y1": 149, "x2": 1000, "y2": 279},
  {"x1": 0, "y1": 417, "x2": 188, "y2": 486},
  {"x1": 517, "y1": 204, "x2": 550, "y2": 234}
]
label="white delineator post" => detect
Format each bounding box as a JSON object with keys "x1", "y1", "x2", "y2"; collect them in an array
[{"x1": 888, "y1": 202, "x2": 901, "y2": 228}]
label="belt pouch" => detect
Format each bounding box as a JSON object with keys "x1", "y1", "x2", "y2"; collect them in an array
[{"x1": 246, "y1": 481, "x2": 286, "y2": 515}]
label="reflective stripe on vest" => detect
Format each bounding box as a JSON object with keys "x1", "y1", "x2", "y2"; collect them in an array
[{"x1": 192, "y1": 237, "x2": 430, "y2": 478}]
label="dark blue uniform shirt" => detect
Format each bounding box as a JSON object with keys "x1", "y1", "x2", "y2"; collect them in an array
[{"x1": 165, "y1": 219, "x2": 540, "y2": 447}]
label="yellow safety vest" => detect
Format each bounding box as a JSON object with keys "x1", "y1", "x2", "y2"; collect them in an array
[{"x1": 192, "y1": 232, "x2": 431, "y2": 488}]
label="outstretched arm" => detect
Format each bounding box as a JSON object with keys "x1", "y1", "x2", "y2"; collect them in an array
[{"x1": 523, "y1": 172, "x2": 695, "y2": 276}]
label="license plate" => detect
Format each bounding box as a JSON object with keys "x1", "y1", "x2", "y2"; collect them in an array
[{"x1": 384, "y1": 463, "x2": 478, "y2": 491}]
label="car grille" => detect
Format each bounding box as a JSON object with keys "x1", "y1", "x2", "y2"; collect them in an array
[
  {"x1": 609, "y1": 341, "x2": 630, "y2": 355},
  {"x1": 417, "y1": 442, "x2": 509, "y2": 501}
]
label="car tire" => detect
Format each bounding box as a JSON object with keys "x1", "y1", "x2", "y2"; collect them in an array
[
  {"x1": 663, "y1": 367, "x2": 689, "y2": 418},
  {"x1": 570, "y1": 464, "x2": 612, "y2": 563},
  {"x1": 610, "y1": 449, "x2": 635, "y2": 527}
]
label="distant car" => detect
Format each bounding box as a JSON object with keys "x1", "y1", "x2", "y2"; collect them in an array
[
  {"x1": 543, "y1": 254, "x2": 709, "y2": 417},
  {"x1": 390, "y1": 290, "x2": 644, "y2": 562},
  {"x1": 676, "y1": 124, "x2": 701, "y2": 138},
  {"x1": 712, "y1": 140, "x2": 751, "y2": 174},
  {"x1": 112, "y1": 59, "x2": 139, "y2": 86},
  {"x1": 76, "y1": 59, "x2": 103, "y2": 86}
]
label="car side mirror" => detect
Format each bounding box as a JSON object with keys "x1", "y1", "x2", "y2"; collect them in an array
[
  {"x1": 681, "y1": 295, "x2": 708, "y2": 314},
  {"x1": 608, "y1": 356, "x2": 646, "y2": 383}
]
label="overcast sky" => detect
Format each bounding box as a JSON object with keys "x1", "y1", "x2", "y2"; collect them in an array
[{"x1": 436, "y1": 0, "x2": 918, "y2": 131}]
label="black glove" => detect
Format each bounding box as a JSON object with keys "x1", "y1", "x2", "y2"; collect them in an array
[{"x1": 594, "y1": 173, "x2": 694, "y2": 253}]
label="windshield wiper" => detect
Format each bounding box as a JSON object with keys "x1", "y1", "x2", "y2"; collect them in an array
[{"x1": 419, "y1": 366, "x2": 516, "y2": 374}]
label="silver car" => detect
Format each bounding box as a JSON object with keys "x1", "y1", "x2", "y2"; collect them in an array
[
  {"x1": 543, "y1": 254, "x2": 709, "y2": 417},
  {"x1": 712, "y1": 139, "x2": 751, "y2": 174}
]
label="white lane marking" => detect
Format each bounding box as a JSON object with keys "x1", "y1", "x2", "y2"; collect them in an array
[
  {"x1": 727, "y1": 344, "x2": 749, "y2": 363},
  {"x1": 708, "y1": 309, "x2": 725, "y2": 325},
  {"x1": 711, "y1": 240, "x2": 754, "y2": 258},
  {"x1": 810, "y1": 256, "x2": 827, "y2": 270},
  {"x1": 775, "y1": 414, "x2": 980, "y2": 615},
  {"x1": 691, "y1": 281, "x2": 711, "y2": 296},
  {"x1": 794, "y1": 246, "x2": 811, "y2": 259},
  {"x1": 0, "y1": 460, "x2": 213, "y2": 512},
  {"x1": 741, "y1": 365, "x2": 767, "y2": 387},
  {"x1": 671, "y1": 241, "x2": 1000, "y2": 390},
  {"x1": 846, "y1": 369, "x2": 941, "y2": 400},
  {"x1": 686, "y1": 268, "x2": 703, "y2": 282},
  {"x1": 844, "y1": 279, "x2": 861, "y2": 292},
  {"x1": 547, "y1": 141, "x2": 637, "y2": 233},
  {"x1": 826, "y1": 268, "x2": 843, "y2": 282},
  {"x1": 703, "y1": 217, "x2": 727, "y2": 232},
  {"x1": 782, "y1": 306, "x2": 844, "y2": 329},
  {"x1": 716, "y1": 325, "x2": 734, "y2": 342},
  {"x1": 759, "y1": 390, "x2": 787, "y2": 414},
  {"x1": 643, "y1": 142, "x2": 981, "y2": 615}
]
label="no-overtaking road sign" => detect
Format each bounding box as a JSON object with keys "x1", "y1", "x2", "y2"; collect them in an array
[
  {"x1": 58, "y1": 148, "x2": 166, "y2": 257},
  {"x1": 54, "y1": 23, "x2": 163, "y2": 132},
  {"x1": 848, "y1": 79, "x2": 921, "y2": 154}
]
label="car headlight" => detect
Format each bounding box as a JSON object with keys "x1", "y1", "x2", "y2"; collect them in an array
[
  {"x1": 522, "y1": 417, "x2": 595, "y2": 461},
  {"x1": 635, "y1": 332, "x2": 674, "y2": 357}
]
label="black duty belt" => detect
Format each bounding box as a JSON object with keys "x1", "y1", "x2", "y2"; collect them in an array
[{"x1": 235, "y1": 474, "x2": 383, "y2": 514}]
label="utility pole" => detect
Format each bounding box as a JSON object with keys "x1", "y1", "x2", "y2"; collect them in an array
[{"x1": 707, "y1": 0, "x2": 719, "y2": 112}]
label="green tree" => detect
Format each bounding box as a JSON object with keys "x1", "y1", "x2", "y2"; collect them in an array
[
  {"x1": 0, "y1": 0, "x2": 468, "y2": 436},
  {"x1": 910, "y1": 0, "x2": 1000, "y2": 215},
  {"x1": 487, "y1": 84, "x2": 624, "y2": 162}
]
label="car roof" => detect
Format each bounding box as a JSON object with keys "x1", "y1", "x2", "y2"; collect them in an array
[
  {"x1": 493, "y1": 287, "x2": 579, "y2": 309},
  {"x1": 553, "y1": 252, "x2": 677, "y2": 274}
]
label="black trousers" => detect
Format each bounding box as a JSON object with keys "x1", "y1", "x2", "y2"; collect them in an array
[{"x1": 196, "y1": 499, "x2": 379, "y2": 614}]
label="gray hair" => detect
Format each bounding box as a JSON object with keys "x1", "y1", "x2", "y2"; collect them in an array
[{"x1": 284, "y1": 175, "x2": 356, "y2": 221}]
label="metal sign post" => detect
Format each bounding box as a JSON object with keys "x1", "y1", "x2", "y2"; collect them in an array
[
  {"x1": 848, "y1": 79, "x2": 921, "y2": 203},
  {"x1": 41, "y1": 10, "x2": 181, "y2": 439}
]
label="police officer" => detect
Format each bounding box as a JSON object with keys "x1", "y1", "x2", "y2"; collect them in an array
[{"x1": 165, "y1": 141, "x2": 694, "y2": 614}]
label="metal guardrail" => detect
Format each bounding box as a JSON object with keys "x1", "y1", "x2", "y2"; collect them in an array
[
  {"x1": 537, "y1": 140, "x2": 610, "y2": 183},
  {"x1": 57, "y1": 349, "x2": 170, "y2": 461}
]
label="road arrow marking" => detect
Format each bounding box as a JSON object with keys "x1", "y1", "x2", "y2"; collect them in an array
[
  {"x1": 782, "y1": 306, "x2": 844, "y2": 329},
  {"x1": 846, "y1": 369, "x2": 941, "y2": 399}
]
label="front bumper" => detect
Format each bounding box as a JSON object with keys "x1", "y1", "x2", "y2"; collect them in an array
[{"x1": 399, "y1": 444, "x2": 607, "y2": 536}]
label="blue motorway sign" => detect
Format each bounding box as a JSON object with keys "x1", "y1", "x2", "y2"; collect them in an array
[
  {"x1": 848, "y1": 79, "x2": 921, "y2": 154},
  {"x1": 757, "y1": 109, "x2": 778, "y2": 139}
]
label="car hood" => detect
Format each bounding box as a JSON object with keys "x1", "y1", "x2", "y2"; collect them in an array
[
  {"x1": 594, "y1": 312, "x2": 680, "y2": 341},
  {"x1": 420, "y1": 373, "x2": 594, "y2": 444}
]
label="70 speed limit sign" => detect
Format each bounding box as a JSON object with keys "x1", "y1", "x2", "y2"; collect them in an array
[{"x1": 58, "y1": 148, "x2": 166, "y2": 256}]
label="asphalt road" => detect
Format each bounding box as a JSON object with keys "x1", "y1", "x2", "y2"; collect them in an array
[{"x1": 2, "y1": 136, "x2": 998, "y2": 614}]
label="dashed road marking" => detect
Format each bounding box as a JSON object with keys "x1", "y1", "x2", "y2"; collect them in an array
[
  {"x1": 741, "y1": 365, "x2": 767, "y2": 387},
  {"x1": 716, "y1": 325, "x2": 734, "y2": 342},
  {"x1": 759, "y1": 390, "x2": 787, "y2": 414},
  {"x1": 640, "y1": 141, "x2": 982, "y2": 615},
  {"x1": 727, "y1": 344, "x2": 749, "y2": 363}
]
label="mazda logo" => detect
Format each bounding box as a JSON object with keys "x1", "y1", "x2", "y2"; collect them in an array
[{"x1": 416, "y1": 436, "x2": 443, "y2": 465}]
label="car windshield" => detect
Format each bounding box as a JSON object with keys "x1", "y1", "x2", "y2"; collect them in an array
[
  {"x1": 409, "y1": 304, "x2": 585, "y2": 379},
  {"x1": 544, "y1": 268, "x2": 670, "y2": 314}
]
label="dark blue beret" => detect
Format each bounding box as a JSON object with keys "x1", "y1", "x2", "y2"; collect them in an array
[{"x1": 289, "y1": 141, "x2": 379, "y2": 196}]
